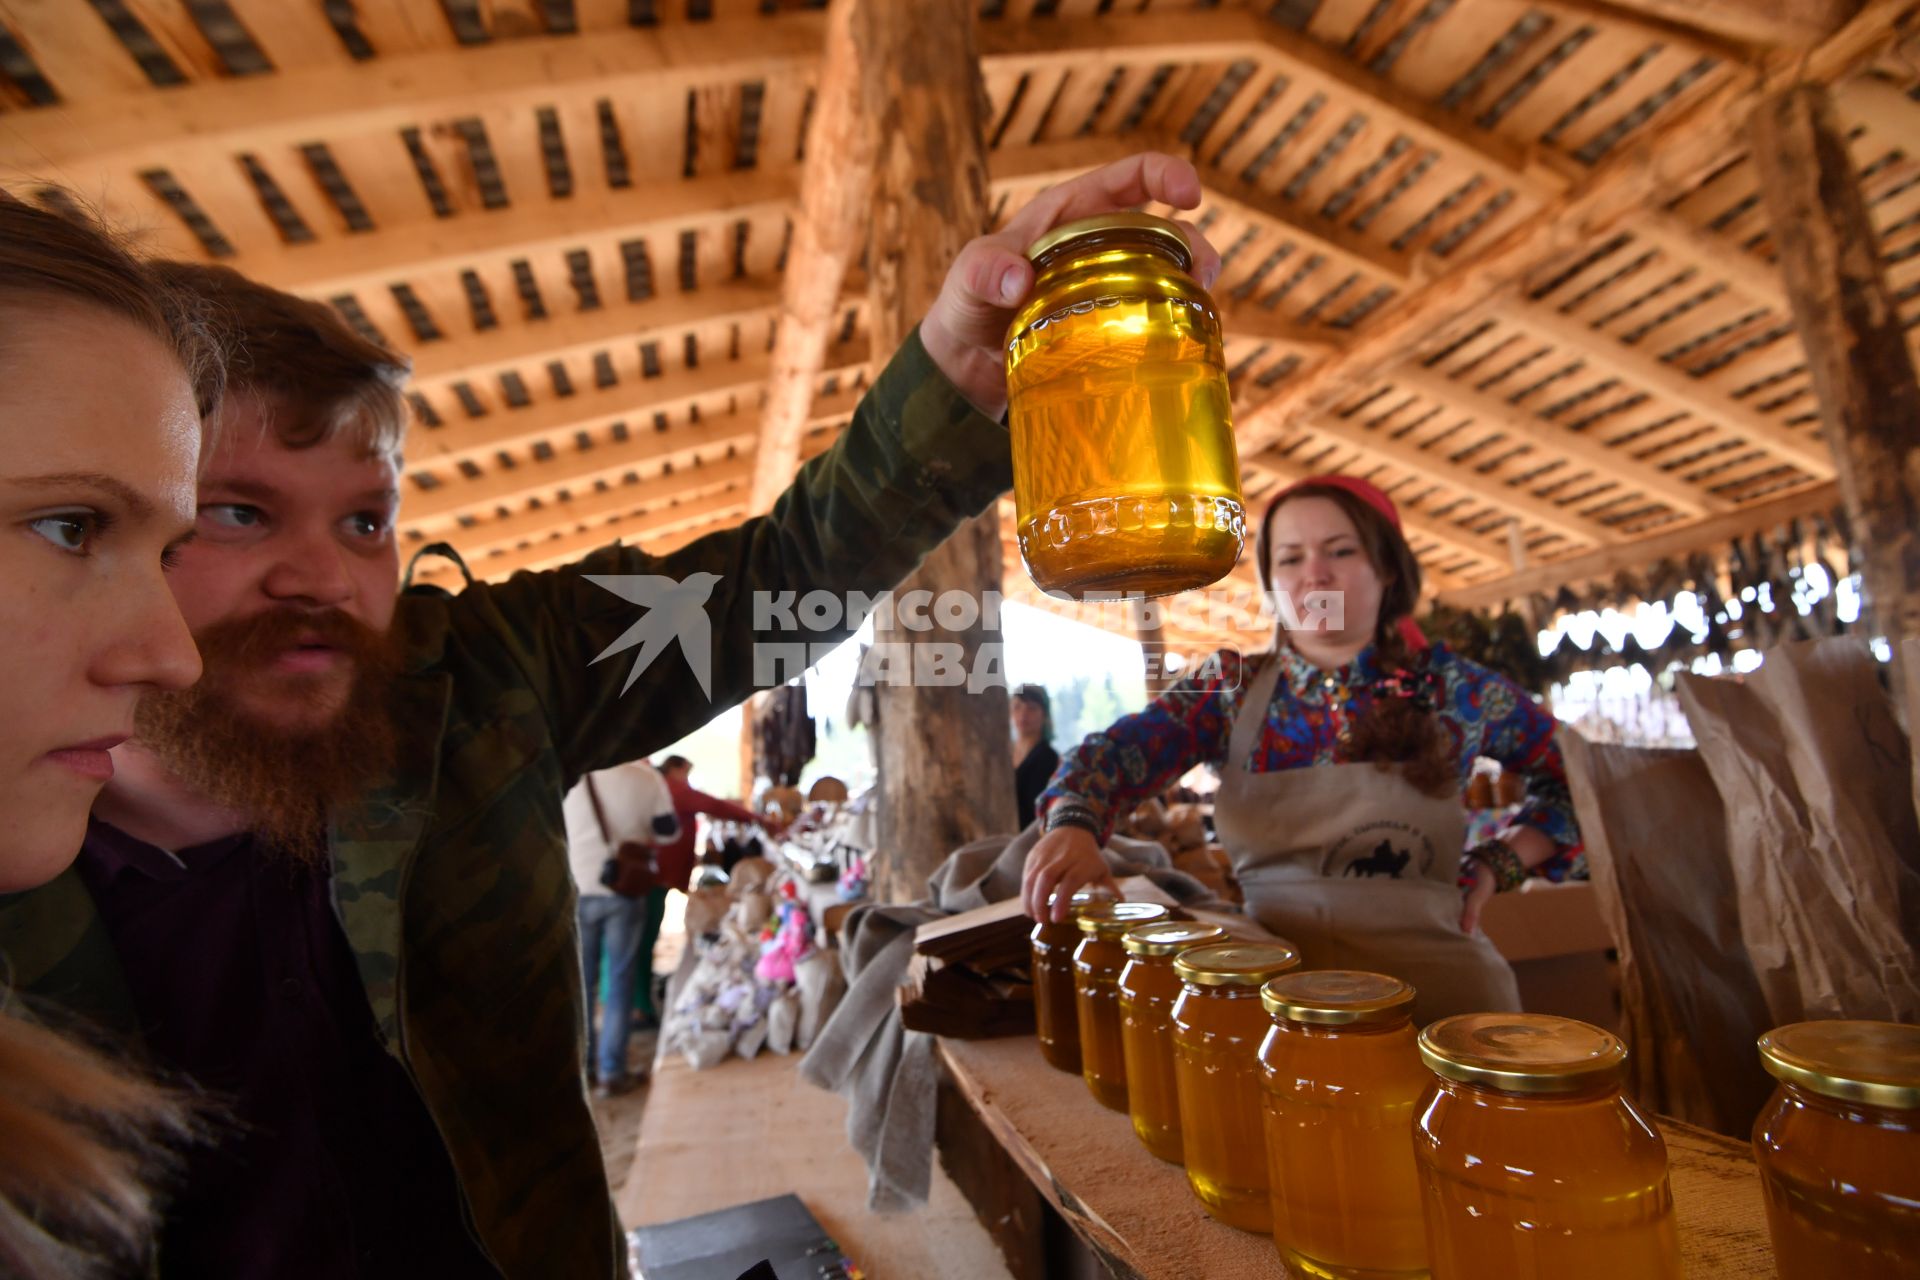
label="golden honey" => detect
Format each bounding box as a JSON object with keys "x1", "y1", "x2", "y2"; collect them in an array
[
  {"x1": 1170, "y1": 942, "x2": 1302, "y2": 1232},
  {"x1": 1031, "y1": 888, "x2": 1112, "y2": 1074},
  {"x1": 1752, "y1": 1020, "x2": 1920, "y2": 1278},
  {"x1": 1413, "y1": 1014, "x2": 1682, "y2": 1280},
  {"x1": 1117, "y1": 920, "x2": 1230, "y2": 1161},
  {"x1": 1004, "y1": 212, "x2": 1244, "y2": 600},
  {"x1": 1072, "y1": 902, "x2": 1172, "y2": 1112},
  {"x1": 1259, "y1": 971, "x2": 1429, "y2": 1279}
]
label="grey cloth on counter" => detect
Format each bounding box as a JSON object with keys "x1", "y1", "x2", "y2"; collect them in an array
[{"x1": 798, "y1": 823, "x2": 1224, "y2": 1210}]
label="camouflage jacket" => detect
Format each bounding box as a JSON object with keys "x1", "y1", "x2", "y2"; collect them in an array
[{"x1": 0, "y1": 329, "x2": 1011, "y2": 1279}]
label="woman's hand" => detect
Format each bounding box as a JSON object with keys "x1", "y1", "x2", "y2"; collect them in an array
[
  {"x1": 919, "y1": 151, "x2": 1222, "y2": 419},
  {"x1": 1459, "y1": 857, "x2": 1496, "y2": 934},
  {"x1": 1021, "y1": 825, "x2": 1117, "y2": 923}
]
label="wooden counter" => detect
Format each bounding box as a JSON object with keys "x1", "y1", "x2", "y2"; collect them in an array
[{"x1": 937, "y1": 1036, "x2": 1775, "y2": 1280}]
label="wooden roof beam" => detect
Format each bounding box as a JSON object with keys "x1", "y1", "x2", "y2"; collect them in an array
[
  {"x1": 0, "y1": 13, "x2": 828, "y2": 170},
  {"x1": 1384, "y1": 364, "x2": 1734, "y2": 517},
  {"x1": 974, "y1": 10, "x2": 1563, "y2": 198},
  {"x1": 406, "y1": 454, "x2": 756, "y2": 565},
  {"x1": 1537, "y1": 0, "x2": 1866, "y2": 49},
  {"x1": 1435, "y1": 480, "x2": 1842, "y2": 609},
  {"x1": 457, "y1": 502, "x2": 754, "y2": 584},
  {"x1": 401, "y1": 381, "x2": 851, "y2": 530},
  {"x1": 751, "y1": 0, "x2": 870, "y2": 515},
  {"x1": 408, "y1": 337, "x2": 868, "y2": 476},
  {"x1": 407, "y1": 279, "x2": 790, "y2": 398},
  {"x1": 427, "y1": 487, "x2": 750, "y2": 584},
  {"x1": 1195, "y1": 163, "x2": 1416, "y2": 287},
  {"x1": 1505, "y1": 301, "x2": 1836, "y2": 477}
]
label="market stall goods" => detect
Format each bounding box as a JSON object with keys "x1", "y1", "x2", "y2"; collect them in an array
[
  {"x1": 1752, "y1": 1020, "x2": 1920, "y2": 1278},
  {"x1": 1259, "y1": 971, "x2": 1429, "y2": 1279},
  {"x1": 1072, "y1": 902, "x2": 1173, "y2": 1111},
  {"x1": 1413, "y1": 1014, "x2": 1682, "y2": 1279},
  {"x1": 1004, "y1": 212, "x2": 1243, "y2": 600},
  {"x1": 1118, "y1": 920, "x2": 1231, "y2": 1162},
  {"x1": 1170, "y1": 942, "x2": 1302, "y2": 1232}
]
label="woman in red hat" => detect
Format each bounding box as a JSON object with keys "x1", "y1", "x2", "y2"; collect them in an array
[{"x1": 1021, "y1": 477, "x2": 1580, "y2": 1022}]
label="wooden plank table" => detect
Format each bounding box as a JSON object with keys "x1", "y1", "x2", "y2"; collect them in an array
[{"x1": 938, "y1": 1036, "x2": 1776, "y2": 1280}]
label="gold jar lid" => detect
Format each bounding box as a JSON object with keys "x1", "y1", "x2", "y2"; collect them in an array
[
  {"x1": 1262, "y1": 970, "x2": 1414, "y2": 1027},
  {"x1": 1419, "y1": 1013, "x2": 1627, "y2": 1096},
  {"x1": 1026, "y1": 212, "x2": 1193, "y2": 269},
  {"x1": 1173, "y1": 941, "x2": 1301, "y2": 988},
  {"x1": 1758, "y1": 1020, "x2": 1920, "y2": 1111},
  {"x1": 1075, "y1": 901, "x2": 1171, "y2": 938},
  {"x1": 1122, "y1": 920, "x2": 1229, "y2": 958}
]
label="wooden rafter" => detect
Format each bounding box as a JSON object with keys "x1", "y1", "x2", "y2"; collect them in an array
[
  {"x1": 751, "y1": 0, "x2": 868, "y2": 515},
  {"x1": 1544, "y1": 0, "x2": 1866, "y2": 49}
]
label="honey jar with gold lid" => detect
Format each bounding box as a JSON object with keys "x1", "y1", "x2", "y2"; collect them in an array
[
  {"x1": 1030, "y1": 886, "x2": 1114, "y2": 1074},
  {"x1": 1116, "y1": 920, "x2": 1230, "y2": 1162},
  {"x1": 1258, "y1": 971, "x2": 1428, "y2": 1279},
  {"x1": 1004, "y1": 212, "x2": 1244, "y2": 600},
  {"x1": 1169, "y1": 941, "x2": 1302, "y2": 1232},
  {"x1": 1071, "y1": 902, "x2": 1172, "y2": 1112},
  {"x1": 1752, "y1": 1019, "x2": 1920, "y2": 1279},
  {"x1": 1413, "y1": 1013, "x2": 1681, "y2": 1280}
]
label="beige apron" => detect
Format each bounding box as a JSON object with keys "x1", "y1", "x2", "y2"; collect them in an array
[{"x1": 1212, "y1": 652, "x2": 1521, "y2": 1026}]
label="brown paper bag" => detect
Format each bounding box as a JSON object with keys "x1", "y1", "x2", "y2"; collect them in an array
[
  {"x1": 1676, "y1": 638, "x2": 1920, "y2": 1025},
  {"x1": 1559, "y1": 731, "x2": 1776, "y2": 1136}
]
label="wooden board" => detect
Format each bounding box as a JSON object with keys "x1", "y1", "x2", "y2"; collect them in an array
[
  {"x1": 937, "y1": 1035, "x2": 1776, "y2": 1280},
  {"x1": 621, "y1": 1050, "x2": 1015, "y2": 1280}
]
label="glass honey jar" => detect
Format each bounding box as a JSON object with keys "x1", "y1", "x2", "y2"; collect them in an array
[
  {"x1": 1073, "y1": 902, "x2": 1173, "y2": 1112},
  {"x1": 1170, "y1": 941, "x2": 1302, "y2": 1232},
  {"x1": 1752, "y1": 1020, "x2": 1920, "y2": 1279},
  {"x1": 1004, "y1": 212, "x2": 1244, "y2": 600},
  {"x1": 1413, "y1": 1013, "x2": 1682, "y2": 1280},
  {"x1": 1030, "y1": 886, "x2": 1115, "y2": 1074},
  {"x1": 1117, "y1": 920, "x2": 1230, "y2": 1161},
  {"x1": 1259, "y1": 971, "x2": 1429, "y2": 1279}
]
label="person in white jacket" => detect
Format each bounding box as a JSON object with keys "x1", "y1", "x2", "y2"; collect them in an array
[{"x1": 563, "y1": 759, "x2": 679, "y2": 1095}]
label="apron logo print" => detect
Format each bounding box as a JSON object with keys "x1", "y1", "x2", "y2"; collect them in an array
[{"x1": 1343, "y1": 840, "x2": 1412, "y2": 878}]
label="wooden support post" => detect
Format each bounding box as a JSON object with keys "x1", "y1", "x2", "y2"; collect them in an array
[
  {"x1": 1750, "y1": 84, "x2": 1920, "y2": 713},
  {"x1": 749, "y1": 0, "x2": 871, "y2": 513},
  {"x1": 862, "y1": 0, "x2": 1018, "y2": 903}
]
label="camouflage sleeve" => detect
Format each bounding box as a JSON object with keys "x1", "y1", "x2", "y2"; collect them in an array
[{"x1": 448, "y1": 326, "x2": 1012, "y2": 785}]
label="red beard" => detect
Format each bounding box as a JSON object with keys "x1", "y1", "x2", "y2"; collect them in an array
[{"x1": 134, "y1": 607, "x2": 401, "y2": 864}]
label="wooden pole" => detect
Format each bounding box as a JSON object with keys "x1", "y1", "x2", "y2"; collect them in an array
[
  {"x1": 749, "y1": 0, "x2": 871, "y2": 514},
  {"x1": 861, "y1": 0, "x2": 1017, "y2": 903},
  {"x1": 1750, "y1": 84, "x2": 1920, "y2": 713}
]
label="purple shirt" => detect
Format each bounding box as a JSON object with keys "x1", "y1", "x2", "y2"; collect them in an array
[{"x1": 78, "y1": 820, "x2": 499, "y2": 1279}]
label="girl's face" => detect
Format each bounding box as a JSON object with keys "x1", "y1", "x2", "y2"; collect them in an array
[
  {"x1": 1265, "y1": 496, "x2": 1386, "y2": 643},
  {"x1": 0, "y1": 300, "x2": 203, "y2": 890},
  {"x1": 1010, "y1": 697, "x2": 1045, "y2": 739}
]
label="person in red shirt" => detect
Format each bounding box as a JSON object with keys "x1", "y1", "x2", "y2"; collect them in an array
[{"x1": 631, "y1": 756, "x2": 785, "y2": 1024}]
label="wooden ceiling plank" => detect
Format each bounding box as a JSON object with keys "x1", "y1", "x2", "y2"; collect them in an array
[
  {"x1": 453, "y1": 490, "x2": 752, "y2": 582},
  {"x1": 118, "y1": 0, "x2": 229, "y2": 81},
  {"x1": 1390, "y1": 361, "x2": 1727, "y2": 515},
  {"x1": 0, "y1": 0, "x2": 151, "y2": 100},
  {"x1": 218, "y1": 0, "x2": 350, "y2": 69},
  {"x1": 409, "y1": 277, "x2": 785, "y2": 391},
  {"x1": 0, "y1": 14, "x2": 827, "y2": 171},
  {"x1": 1505, "y1": 299, "x2": 1836, "y2": 474},
  {"x1": 1195, "y1": 157, "x2": 1415, "y2": 285},
  {"x1": 349, "y1": 0, "x2": 449, "y2": 55},
  {"x1": 1609, "y1": 208, "x2": 1791, "y2": 309},
  {"x1": 756, "y1": 71, "x2": 815, "y2": 173},
  {"x1": 238, "y1": 168, "x2": 793, "y2": 297},
  {"x1": 1038, "y1": 62, "x2": 1117, "y2": 143},
  {"x1": 420, "y1": 454, "x2": 756, "y2": 564},
  {"x1": 1537, "y1": 0, "x2": 1865, "y2": 49},
  {"x1": 1437, "y1": 479, "x2": 1842, "y2": 607}
]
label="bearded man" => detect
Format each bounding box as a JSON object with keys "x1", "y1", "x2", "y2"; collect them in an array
[{"x1": 0, "y1": 154, "x2": 1218, "y2": 1278}]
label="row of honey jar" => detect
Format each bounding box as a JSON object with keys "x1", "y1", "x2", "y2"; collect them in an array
[{"x1": 1032, "y1": 900, "x2": 1920, "y2": 1279}]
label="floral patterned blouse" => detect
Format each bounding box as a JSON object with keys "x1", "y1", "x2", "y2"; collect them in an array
[{"x1": 1038, "y1": 643, "x2": 1583, "y2": 879}]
